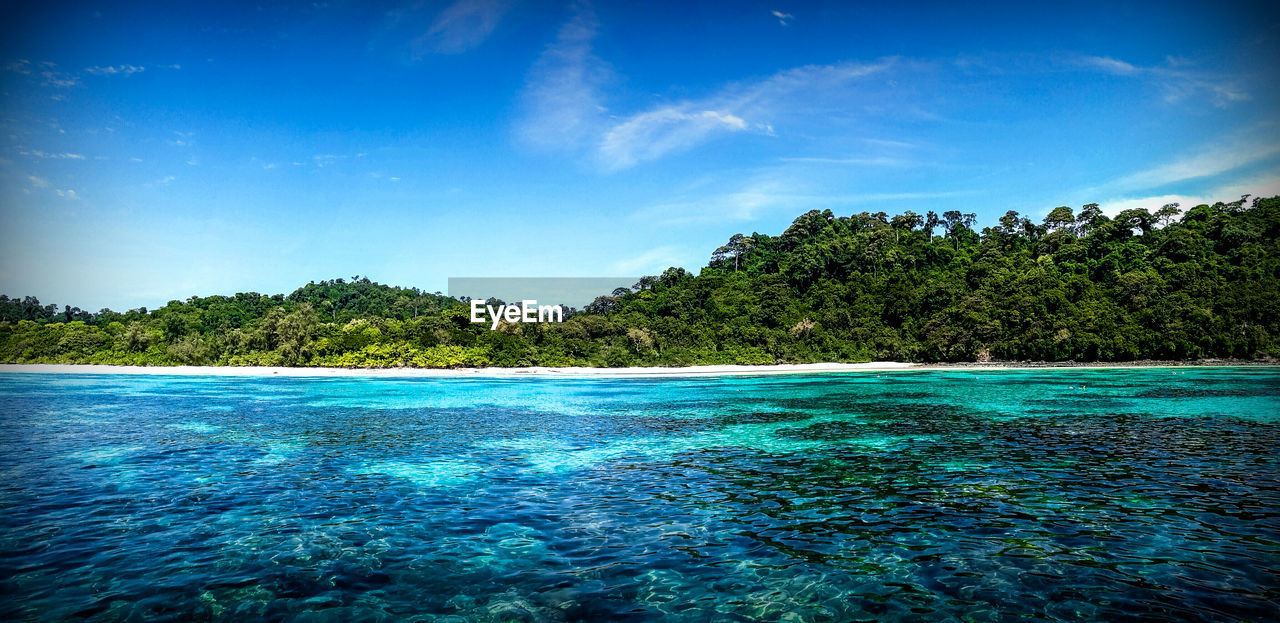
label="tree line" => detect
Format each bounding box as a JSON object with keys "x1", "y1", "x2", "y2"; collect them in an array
[{"x1": 2, "y1": 195, "x2": 1277, "y2": 367}]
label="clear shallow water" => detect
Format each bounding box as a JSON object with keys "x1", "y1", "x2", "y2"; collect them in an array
[{"x1": 1, "y1": 368, "x2": 1278, "y2": 622}]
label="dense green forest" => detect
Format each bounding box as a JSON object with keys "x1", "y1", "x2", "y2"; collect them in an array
[{"x1": 3, "y1": 195, "x2": 1278, "y2": 367}]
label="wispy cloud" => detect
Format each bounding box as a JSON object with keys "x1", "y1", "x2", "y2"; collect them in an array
[
  {"x1": 4, "y1": 59, "x2": 33, "y2": 74},
  {"x1": 519, "y1": 12, "x2": 895, "y2": 172},
  {"x1": 1076, "y1": 54, "x2": 1249, "y2": 107},
  {"x1": 1070, "y1": 127, "x2": 1280, "y2": 218},
  {"x1": 517, "y1": 2, "x2": 610, "y2": 152},
  {"x1": 4, "y1": 60, "x2": 76, "y2": 86},
  {"x1": 635, "y1": 170, "x2": 972, "y2": 225},
  {"x1": 412, "y1": 0, "x2": 514, "y2": 56},
  {"x1": 600, "y1": 110, "x2": 751, "y2": 170},
  {"x1": 608, "y1": 245, "x2": 692, "y2": 274},
  {"x1": 861, "y1": 138, "x2": 918, "y2": 149},
  {"x1": 40, "y1": 70, "x2": 79, "y2": 88},
  {"x1": 259, "y1": 152, "x2": 367, "y2": 170},
  {"x1": 55, "y1": 189, "x2": 79, "y2": 200},
  {"x1": 594, "y1": 60, "x2": 891, "y2": 170},
  {"x1": 1108, "y1": 132, "x2": 1280, "y2": 192},
  {"x1": 1099, "y1": 173, "x2": 1280, "y2": 217},
  {"x1": 85, "y1": 64, "x2": 145, "y2": 76},
  {"x1": 6, "y1": 59, "x2": 178, "y2": 93},
  {"x1": 1079, "y1": 55, "x2": 1137, "y2": 75},
  {"x1": 780, "y1": 156, "x2": 920, "y2": 167},
  {"x1": 27, "y1": 175, "x2": 49, "y2": 188},
  {"x1": 629, "y1": 175, "x2": 788, "y2": 224},
  {"x1": 20, "y1": 150, "x2": 86, "y2": 160},
  {"x1": 771, "y1": 10, "x2": 793, "y2": 26},
  {"x1": 518, "y1": 6, "x2": 930, "y2": 171}
]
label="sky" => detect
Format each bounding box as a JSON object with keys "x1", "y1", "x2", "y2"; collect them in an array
[{"x1": 1, "y1": 0, "x2": 1278, "y2": 311}]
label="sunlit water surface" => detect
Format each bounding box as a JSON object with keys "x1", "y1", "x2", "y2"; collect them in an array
[{"x1": 1, "y1": 368, "x2": 1278, "y2": 622}]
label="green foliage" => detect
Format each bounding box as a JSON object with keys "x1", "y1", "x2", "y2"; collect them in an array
[
  {"x1": 312, "y1": 343, "x2": 491, "y2": 368},
  {"x1": 2, "y1": 196, "x2": 1278, "y2": 367}
]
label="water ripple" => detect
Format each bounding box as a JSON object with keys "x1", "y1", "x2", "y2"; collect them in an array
[{"x1": 0, "y1": 368, "x2": 1278, "y2": 621}]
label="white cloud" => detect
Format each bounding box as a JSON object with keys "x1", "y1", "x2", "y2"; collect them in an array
[
  {"x1": 600, "y1": 110, "x2": 750, "y2": 170},
  {"x1": 412, "y1": 0, "x2": 513, "y2": 56},
  {"x1": 27, "y1": 175, "x2": 48, "y2": 188},
  {"x1": 608, "y1": 245, "x2": 691, "y2": 274},
  {"x1": 1109, "y1": 137, "x2": 1280, "y2": 192},
  {"x1": 1079, "y1": 55, "x2": 1138, "y2": 75},
  {"x1": 1099, "y1": 174, "x2": 1280, "y2": 217},
  {"x1": 55, "y1": 189, "x2": 79, "y2": 200},
  {"x1": 1076, "y1": 54, "x2": 1249, "y2": 107},
  {"x1": 517, "y1": 3, "x2": 609, "y2": 152},
  {"x1": 85, "y1": 64, "x2": 145, "y2": 76},
  {"x1": 4, "y1": 59, "x2": 32, "y2": 74},
  {"x1": 9, "y1": 59, "x2": 177, "y2": 93},
  {"x1": 593, "y1": 60, "x2": 890, "y2": 170},
  {"x1": 780, "y1": 156, "x2": 919, "y2": 167},
  {"x1": 636, "y1": 171, "x2": 971, "y2": 225},
  {"x1": 771, "y1": 10, "x2": 794, "y2": 26},
  {"x1": 21, "y1": 150, "x2": 86, "y2": 160},
  {"x1": 40, "y1": 70, "x2": 79, "y2": 88},
  {"x1": 635, "y1": 177, "x2": 792, "y2": 224},
  {"x1": 861, "y1": 137, "x2": 918, "y2": 149},
  {"x1": 266, "y1": 152, "x2": 367, "y2": 170},
  {"x1": 518, "y1": 5, "x2": 900, "y2": 171},
  {"x1": 1098, "y1": 194, "x2": 1201, "y2": 217}
]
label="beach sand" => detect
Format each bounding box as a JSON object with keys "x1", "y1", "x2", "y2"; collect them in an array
[{"x1": 1, "y1": 361, "x2": 1267, "y2": 378}]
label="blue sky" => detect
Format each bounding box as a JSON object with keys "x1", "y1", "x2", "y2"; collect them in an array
[{"x1": 2, "y1": 0, "x2": 1278, "y2": 311}]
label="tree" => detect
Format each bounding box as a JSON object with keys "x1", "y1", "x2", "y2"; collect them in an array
[
  {"x1": 2, "y1": 195, "x2": 1276, "y2": 368},
  {"x1": 890, "y1": 211, "x2": 924, "y2": 242},
  {"x1": 1114, "y1": 208, "x2": 1154, "y2": 237},
  {"x1": 997, "y1": 210, "x2": 1023, "y2": 236},
  {"x1": 1154, "y1": 203, "x2": 1181, "y2": 228},
  {"x1": 924, "y1": 211, "x2": 940, "y2": 243},
  {"x1": 712, "y1": 233, "x2": 754, "y2": 271},
  {"x1": 1077, "y1": 203, "x2": 1107, "y2": 235},
  {"x1": 941, "y1": 211, "x2": 977, "y2": 249},
  {"x1": 1043, "y1": 206, "x2": 1075, "y2": 233}
]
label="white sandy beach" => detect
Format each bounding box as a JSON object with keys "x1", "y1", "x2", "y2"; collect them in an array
[{"x1": 1, "y1": 361, "x2": 1264, "y2": 378}]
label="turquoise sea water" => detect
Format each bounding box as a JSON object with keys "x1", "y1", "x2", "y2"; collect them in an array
[{"x1": 0, "y1": 368, "x2": 1278, "y2": 622}]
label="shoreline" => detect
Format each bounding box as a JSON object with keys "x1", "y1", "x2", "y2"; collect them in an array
[{"x1": 0, "y1": 360, "x2": 1274, "y2": 379}]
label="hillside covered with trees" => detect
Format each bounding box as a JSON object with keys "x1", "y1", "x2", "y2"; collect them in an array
[{"x1": 2, "y1": 195, "x2": 1278, "y2": 367}]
